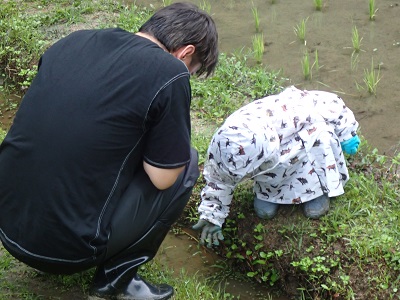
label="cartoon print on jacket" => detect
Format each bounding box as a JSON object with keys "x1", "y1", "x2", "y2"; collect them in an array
[{"x1": 198, "y1": 86, "x2": 359, "y2": 227}]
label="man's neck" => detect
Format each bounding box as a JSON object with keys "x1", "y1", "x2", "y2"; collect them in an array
[{"x1": 135, "y1": 32, "x2": 168, "y2": 52}]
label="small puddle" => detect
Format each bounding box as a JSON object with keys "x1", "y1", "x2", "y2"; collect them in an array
[
  {"x1": 157, "y1": 230, "x2": 289, "y2": 300},
  {"x1": 0, "y1": 93, "x2": 20, "y2": 131}
]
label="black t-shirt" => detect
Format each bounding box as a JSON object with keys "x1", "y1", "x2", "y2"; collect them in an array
[{"x1": 0, "y1": 28, "x2": 191, "y2": 263}]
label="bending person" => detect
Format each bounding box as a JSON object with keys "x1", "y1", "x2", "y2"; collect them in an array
[{"x1": 193, "y1": 86, "x2": 360, "y2": 247}]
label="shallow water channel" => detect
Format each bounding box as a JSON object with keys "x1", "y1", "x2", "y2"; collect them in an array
[
  {"x1": 134, "y1": 0, "x2": 400, "y2": 298},
  {"x1": 158, "y1": 230, "x2": 288, "y2": 300},
  {"x1": 137, "y1": 0, "x2": 400, "y2": 157}
]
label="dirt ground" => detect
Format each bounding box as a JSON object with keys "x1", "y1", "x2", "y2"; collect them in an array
[{"x1": 179, "y1": 195, "x2": 391, "y2": 300}]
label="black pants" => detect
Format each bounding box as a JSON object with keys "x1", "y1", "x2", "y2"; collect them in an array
[
  {"x1": 5, "y1": 148, "x2": 199, "y2": 274},
  {"x1": 104, "y1": 148, "x2": 199, "y2": 261}
]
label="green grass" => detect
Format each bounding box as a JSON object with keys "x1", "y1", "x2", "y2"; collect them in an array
[
  {"x1": 140, "y1": 262, "x2": 239, "y2": 300},
  {"x1": 200, "y1": 0, "x2": 212, "y2": 14},
  {"x1": 0, "y1": 0, "x2": 132, "y2": 92},
  {"x1": 0, "y1": 128, "x2": 6, "y2": 142},
  {"x1": 191, "y1": 52, "x2": 283, "y2": 123}
]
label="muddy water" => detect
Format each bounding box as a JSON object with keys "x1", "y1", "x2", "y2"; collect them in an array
[
  {"x1": 136, "y1": 0, "x2": 400, "y2": 156},
  {"x1": 157, "y1": 230, "x2": 287, "y2": 300},
  {"x1": 133, "y1": 0, "x2": 400, "y2": 298}
]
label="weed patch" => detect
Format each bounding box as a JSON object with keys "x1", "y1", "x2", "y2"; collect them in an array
[{"x1": 181, "y1": 138, "x2": 400, "y2": 299}]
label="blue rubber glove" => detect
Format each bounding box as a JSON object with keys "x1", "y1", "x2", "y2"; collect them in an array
[
  {"x1": 340, "y1": 135, "x2": 360, "y2": 155},
  {"x1": 192, "y1": 220, "x2": 224, "y2": 248}
]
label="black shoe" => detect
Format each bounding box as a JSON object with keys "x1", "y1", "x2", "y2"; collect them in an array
[{"x1": 89, "y1": 273, "x2": 174, "y2": 300}]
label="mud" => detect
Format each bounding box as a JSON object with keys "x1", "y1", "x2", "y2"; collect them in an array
[
  {"x1": 158, "y1": 231, "x2": 288, "y2": 299},
  {"x1": 137, "y1": 0, "x2": 400, "y2": 156}
]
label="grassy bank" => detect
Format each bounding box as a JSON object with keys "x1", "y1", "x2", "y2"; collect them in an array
[{"x1": 1, "y1": 1, "x2": 399, "y2": 300}]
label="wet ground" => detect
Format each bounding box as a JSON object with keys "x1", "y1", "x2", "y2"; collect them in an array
[
  {"x1": 134, "y1": 0, "x2": 400, "y2": 298},
  {"x1": 137, "y1": 0, "x2": 400, "y2": 156},
  {"x1": 158, "y1": 230, "x2": 288, "y2": 300}
]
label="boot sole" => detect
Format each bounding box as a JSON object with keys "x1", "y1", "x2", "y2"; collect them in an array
[{"x1": 88, "y1": 292, "x2": 173, "y2": 300}]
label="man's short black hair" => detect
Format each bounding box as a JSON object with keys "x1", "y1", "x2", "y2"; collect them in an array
[{"x1": 139, "y1": 2, "x2": 219, "y2": 77}]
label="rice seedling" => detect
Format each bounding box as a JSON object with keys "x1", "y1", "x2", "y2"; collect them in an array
[
  {"x1": 314, "y1": 0, "x2": 323, "y2": 11},
  {"x1": 294, "y1": 17, "x2": 308, "y2": 44},
  {"x1": 369, "y1": 0, "x2": 378, "y2": 20},
  {"x1": 251, "y1": 4, "x2": 260, "y2": 33},
  {"x1": 314, "y1": 49, "x2": 319, "y2": 72},
  {"x1": 363, "y1": 58, "x2": 381, "y2": 95},
  {"x1": 351, "y1": 52, "x2": 360, "y2": 71},
  {"x1": 200, "y1": 0, "x2": 211, "y2": 14},
  {"x1": 351, "y1": 25, "x2": 363, "y2": 53},
  {"x1": 301, "y1": 50, "x2": 311, "y2": 80},
  {"x1": 252, "y1": 33, "x2": 265, "y2": 63},
  {"x1": 301, "y1": 49, "x2": 320, "y2": 80}
]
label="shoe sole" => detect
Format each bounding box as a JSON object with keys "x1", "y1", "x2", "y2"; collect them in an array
[{"x1": 88, "y1": 293, "x2": 173, "y2": 300}]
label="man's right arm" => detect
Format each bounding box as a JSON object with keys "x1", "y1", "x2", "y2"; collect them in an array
[{"x1": 143, "y1": 161, "x2": 185, "y2": 190}]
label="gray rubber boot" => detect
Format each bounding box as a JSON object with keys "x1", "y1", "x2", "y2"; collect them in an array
[
  {"x1": 254, "y1": 197, "x2": 279, "y2": 219},
  {"x1": 303, "y1": 194, "x2": 330, "y2": 219}
]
